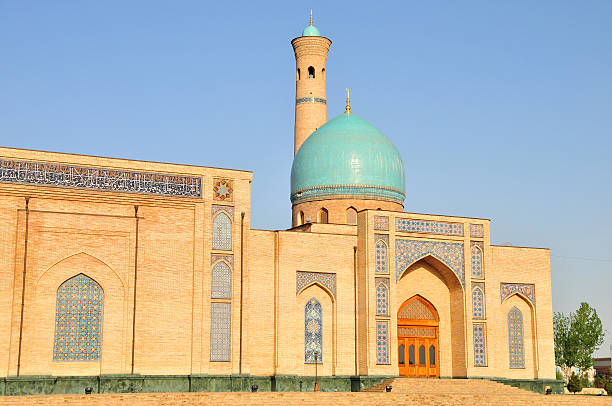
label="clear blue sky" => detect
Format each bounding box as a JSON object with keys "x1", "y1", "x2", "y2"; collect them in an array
[{"x1": 1, "y1": 1, "x2": 610, "y2": 357}]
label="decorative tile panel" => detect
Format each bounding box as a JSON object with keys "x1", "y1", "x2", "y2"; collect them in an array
[
  {"x1": 53, "y1": 274, "x2": 103, "y2": 361},
  {"x1": 0, "y1": 158, "x2": 202, "y2": 198},
  {"x1": 396, "y1": 218, "x2": 464, "y2": 236},
  {"x1": 211, "y1": 204, "x2": 234, "y2": 219},
  {"x1": 376, "y1": 321, "x2": 390, "y2": 365},
  {"x1": 374, "y1": 234, "x2": 389, "y2": 245},
  {"x1": 211, "y1": 254, "x2": 233, "y2": 268},
  {"x1": 470, "y1": 224, "x2": 484, "y2": 238},
  {"x1": 211, "y1": 261, "x2": 232, "y2": 299},
  {"x1": 213, "y1": 178, "x2": 233, "y2": 202},
  {"x1": 375, "y1": 278, "x2": 390, "y2": 316},
  {"x1": 375, "y1": 239, "x2": 388, "y2": 274},
  {"x1": 473, "y1": 324, "x2": 487, "y2": 366},
  {"x1": 210, "y1": 302, "x2": 231, "y2": 361},
  {"x1": 296, "y1": 97, "x2": 327, "y2": 105},
  {"x1": 500, "y1": 283, "x2": 535, "y2": 305},
  {"x1": 471, "y1": 242, "x2": 484, "y2": 279},
  {"x1": 472, "y1": 287, "x2": 485, "y2": 319},
  {"x1": 396, "y1": 239, "x2": 465, "y2": 286},
  {"x1": 296, "y1": 271, "x2": 336, "y2": 298},
  {"x1": 508, "y1": 307, "x2": 525, "y2": 368},
  {"x1": 398, "y1": 327, "x2": 435, "y2": 337},
  {"x1": 305, "y1": 298, "x2": 322, "y2": 363},
  {"x1": 212, "y1": 212, "x2": 232, "y2": 251},
  {"x1": 373, "y1": 216, "x2": 389, "y2": 231}
]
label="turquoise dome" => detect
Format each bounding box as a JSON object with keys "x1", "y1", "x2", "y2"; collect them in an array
[
  {"x1": 291, "y1": 112, "x2": 406, "y2": 204},
  {"x1": 302, "y1": 25, "x2": 321, "y2": 36}
]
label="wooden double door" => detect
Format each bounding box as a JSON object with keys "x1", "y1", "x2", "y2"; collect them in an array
[{"x1": 397, "y1": 296, "x2": 440, "y2": 378}]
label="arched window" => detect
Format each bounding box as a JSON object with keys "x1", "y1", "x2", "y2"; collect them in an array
[
  {"x1": 322, "y1": 68, "x2": 325, "y2": 78},
  {"x1": 429, "y1": 345, "x2": 436, "y2": 365},
  {"x1": 375, "y1": 240, "x2": 387, "y2": 273},
  {"x1": 346, "y1": 207, "x2": 357, "y2": 225},
  {"x1": 508, "y1": 307, "x2": 525, "y2": 368},
  {"x1": 408, "y1": 345, "x2": 415, "y2": 365},
  {"x1": 398, "y1": 344, "x2": 405, "y2": 365},
  {"x1": 211, "y1": 261, "x2": 231, "y2": 299},
  {"x1": 53, "y1": 274, "x2": 103, "y2": 361},
  {"x1": 308, "y1": 66, "x2": 315, "y2": 78},
  {"x1": 212, "y1": 212, "x2": 232, "y2": 250},
  {"x1": 419, "y1": 345, "x2": 426, "y2": 365},
  {"x1": 472, "y1": 288, "x2": 484, "y2": 319},
  {"x1": 299, "y1": 211, "x2": 305, "y2": 225},
  {"x1": 471, "y1": 245, "x2": 483, "y2": 278},
  {"x1": 319, "y1": 208, "x2": 328, "y2": 224},
  {"x1": 297, "y1": 68, "x2": 300, "y2": 80},
  {"x1": 305, "y1": 298, "x2": 322, "y2": 363},
  {"x1": 376, "y1": 282, "x2": 388, "y2": 316}
]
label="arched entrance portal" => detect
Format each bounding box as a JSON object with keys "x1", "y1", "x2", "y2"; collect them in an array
[{"x1": 397, "y1": 295, "x2": 439, "y2": 377}]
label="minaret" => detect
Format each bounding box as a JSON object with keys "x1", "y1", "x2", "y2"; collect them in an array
[{"x1": 291, "y1": 11, "x2": 332, "y2": 155}]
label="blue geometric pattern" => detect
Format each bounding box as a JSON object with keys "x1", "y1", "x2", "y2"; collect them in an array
[
  {"x1": 376, "y1": 280, "x2": 389, "y2": 316},
  {"x1": 396, "y1": 239, "x2": 465, "y2": 286},
  {"x1": 508, "y1": 307, "x2": 525, "y2": 368},
  {"x1": 53, "y1": 274, "x2": 103, "y2": 361},
  {"x1": 375, "y1": 240, "x2": 388, "y2": 274},
  {"x1": 210, "y1": 302, "x2": 231, "y2": 362},
  {"x1": 471, "y1": 243, "x2": 483, "y2": 278},
  {"x1": 472, "y1": 288, "x2": 484, "y2": 319},
  {"x1": 473, "y1": 324, "x2": 486, "y2": 366},
  {"x1": 305, "y1": 298, "x2": 322, "y2": 363},
  {"x1": 212, "y1": 212, "x2": 232, "y2": 250},
  {"x1": 396, "y1": 218, "x2": 463, "y2": 236},
  {"x1": 376, "y1": 321, "x2": 390, "y2": 364}
]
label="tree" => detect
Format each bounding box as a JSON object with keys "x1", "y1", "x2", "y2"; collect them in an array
[
  {"x1": 604, "y1": 378, "x2": 612, "y2": 396},
  {"x1": 567, "y1": 372, "x2": 582, "y2": 394},
  {"x1": 554, "y1": 302, "x2": 606, "y2": 381}
]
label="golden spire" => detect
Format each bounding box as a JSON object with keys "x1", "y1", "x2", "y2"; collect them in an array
[
  {"x1": 309, "y1": 9, "x2": 313, "y2": 26},
  {"x1": 345, "y1": 88, "x2": 351, "y2": 113}
]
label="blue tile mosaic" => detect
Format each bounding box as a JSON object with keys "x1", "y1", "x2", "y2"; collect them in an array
[
  {"x1": 375, "y1": 278, "x2": 389, "y2": 316},
  {"x1": 471, "y1": 242, "x2": 483, "y2": 279},
  {"x1": 53, "y1": 274, "x2": 103, "y2": 362},
  {"x1": 376, "y1": 321, "x2": 390, "y2": 364},
  {"x1": 508, "y1": 307, "x2": 525, "y2": 368},
  {"x1": 473, "y1": 324, "x2": 487, "y2": 366},
  {"x1": 501, "y1": 283, "x2": 535, "y2": 305},
  {"x1": 395, "y1": 239, "x2": 465, "y2": 286},
  {"x1": 472, "y1": 287, "x2": 485, "y2": 319},
  {"x1": 396, "y1": 218, "x2": 463, "y2": 236},
  {"x1": 373, "y1": 216, "x2": 389, "y2": 231},
  {"x1": 305, "y1": 298, "x2": 323, "y2": 363},
  {"x1": 375, "y1": 239, "x2": 388, "y2": 274},
  {"x1": 296, "y1": 271, "x2": 336, "y2": 298},
  {"x1": 0, "y1": 158, "x2": 202, "y2": 198}
]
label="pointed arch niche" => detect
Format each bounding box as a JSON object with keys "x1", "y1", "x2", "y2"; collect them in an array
[
  {"x1": 501, "y1": 290, "x2": 538, "y2": 378},
  {"x1": 296, "y1": 283, "x2": 336, "y2": 376},
  {"x1": 395, "y1": 255, "x2": 466, "y2": 377},
  {"x1": 29, "y1": 252, "x2": 126, "y2": 376}
]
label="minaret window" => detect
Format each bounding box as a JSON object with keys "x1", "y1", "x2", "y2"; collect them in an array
[
  {"x1": 299, "y1": 211, "x2": 305, "y2": 225},
  {"x1": 319, "y1": 208, "x2": 328, "y2": 223},
  {"x1": 297, "y1": 68, "x2": 301, "y2": 80},
  {"x1": 308, "y1": 66, "x2": 315, "y2": 78}
]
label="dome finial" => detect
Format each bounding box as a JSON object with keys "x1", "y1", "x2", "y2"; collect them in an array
[
  {"x1": 309, "y1": 9, "x2": 313, "y2": 26},
  {"x1": 345, "y1": 88, "x2": 351, "y2": 113}
]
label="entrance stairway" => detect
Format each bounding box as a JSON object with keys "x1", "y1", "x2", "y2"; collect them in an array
[{"x1": 2, "y1": 380, "x2": 611, "y2": 406}]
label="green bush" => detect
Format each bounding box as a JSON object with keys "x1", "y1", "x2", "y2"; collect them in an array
[
  {"x1": 567, "y1": 373, "x2": 582, "y2": 394},
  {"x1": 604, "y1": 378, "x2": 612, "y2": 396},
  {"x1": 556, "y1": 370, "x2": 563, "y2": 381}
]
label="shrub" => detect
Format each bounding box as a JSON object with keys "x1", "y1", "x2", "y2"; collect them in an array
[
  {"x1": 556, "y1": 370, "x2": 563, "y2": 381},
  {"x1": 604, "y1": 378, "x2": 612, "y2": 396},
  {"x1": 567, "y1": 373, "x2": 582, "y2": 394}
]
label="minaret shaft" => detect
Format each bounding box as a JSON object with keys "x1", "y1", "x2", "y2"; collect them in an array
[{"x1": 291, "y1": 36, "x2": 331, "y2": 155}]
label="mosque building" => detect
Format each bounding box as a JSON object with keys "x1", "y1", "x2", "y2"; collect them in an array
[{"x1": 0, "y1": 14, "x2": 559, "y2": 395}]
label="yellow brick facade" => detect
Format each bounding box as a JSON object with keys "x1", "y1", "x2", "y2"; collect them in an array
[{"x1": 0, "y1": 145, "x2": 555, "y2": 382}]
